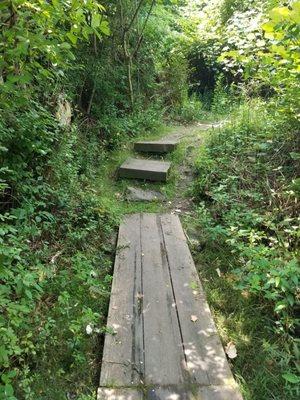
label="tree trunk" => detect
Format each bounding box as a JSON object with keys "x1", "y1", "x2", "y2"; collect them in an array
[{"x1": 127, "y1": 56, "x2": 134, "y2": 110}]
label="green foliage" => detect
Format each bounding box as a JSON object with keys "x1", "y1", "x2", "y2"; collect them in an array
[
  {"x1": 1, "y1": 0, "x2": 299, "y2": 398},
  {"x1": 188, "y1": 1, "x2": 300, "y2": 397},
  {"x1": 0, "y1": 1, "x2": 192, "y2": 397},
  {"x1": 0, "y1": 0, "x2": 108, "y2": 102},
  {"x1": 220, "y1": 0, "x2": 253, "y2": 24},
  {"x1": 177, "y1": 94, "x2": 205, "y2": 122},
  {"x1": 193, "y1": 99, "x2": 300, "y2": 397},
  {"x1": 219, "y1": 2, "x2": 300, "y2": 120}
]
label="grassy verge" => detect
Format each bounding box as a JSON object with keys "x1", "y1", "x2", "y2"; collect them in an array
[
  {"x1": 184, "y1": 98, "x2": 299, "y2": 400},
  {"x1": 184, "y1": 213, "x2": 291, "y2": 399}
]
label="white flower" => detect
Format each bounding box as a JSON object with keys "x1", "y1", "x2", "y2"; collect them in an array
[{"x1": 86, "y1": 324, "x2": 93, "y2": 335}]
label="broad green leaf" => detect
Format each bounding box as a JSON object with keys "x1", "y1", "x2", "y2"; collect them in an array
[
  {"x1": 66, "y1": 32, "x2": 77, "y2": 44},
  {"x1": 292, "y1": 2, "x2": 300, "y2": 13},
  {"x1": 282, "y1": 373, "x2": 300, "y2": 384},
  {"x1": 291, "y1": 9, "x2": 300, "y2": 23},
  {"x1": 262, "y1": 22, "x2": 274, "y2": 33},
  {"x1": 270, "y1": 7, "x2": 291, "y2": 22},
  {"x1": 100, "y1": 20, "x2": 110, "y2": 36},
  {"x1": 274, "y1": 302, "x2": 286, "y2": 312},
  {"x1": 91, "y1": 13, "x2": 101, "y2": 29},
  {"x1": 264, "y1": 32, "x2": 275, "y2": 39}
]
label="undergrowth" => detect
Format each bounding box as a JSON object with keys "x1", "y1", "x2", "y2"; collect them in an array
[{"x1": 192, "y1": 97, "x2": 300, "y2": 399}]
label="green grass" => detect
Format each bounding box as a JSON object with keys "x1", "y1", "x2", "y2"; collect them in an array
[
  {"x1": 183, "y1": 218, "x2": 289, "y2": 400},
  {"x1": 183, "y1": 99, "x2": 299, "y2": 399},
  {"x1": 91, "y1": 124, "x2": 194, "y2": 220}
]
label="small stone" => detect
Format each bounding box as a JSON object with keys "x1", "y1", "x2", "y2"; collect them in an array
[{"x1": 125, "y1": 186, "x2": 166, "y2": 202}]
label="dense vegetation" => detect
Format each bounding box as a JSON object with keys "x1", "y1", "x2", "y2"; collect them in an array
[
  {"x1": 0, "y1": 0, "x2": 299, "y2": 399},
  {"x1": 190, "y1": 1, "x2": 300, "y2": 398}
]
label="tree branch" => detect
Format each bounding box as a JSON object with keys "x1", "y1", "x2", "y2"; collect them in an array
[
  {"x1": 133, "y1": 0, "x2": 155, "y2": 57},
  {"x1": 125, "y1": 0, "x2": 145, "y2": 33}
]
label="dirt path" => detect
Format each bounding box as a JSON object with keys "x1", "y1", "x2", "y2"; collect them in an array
[{"x1": 164, "y1": 122, "x2": 221, "y2": 215}]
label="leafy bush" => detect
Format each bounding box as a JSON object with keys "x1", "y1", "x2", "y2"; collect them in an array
[
  {"x1": 220, "y1": 1, "x2": 300, "y2": 121},
  {"x1": 0, "y1": 1, "x2": 188, "y2": 397}
]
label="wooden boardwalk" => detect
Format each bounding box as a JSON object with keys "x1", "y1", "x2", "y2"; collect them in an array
[{"x1": 98, "y1": 213, "x2": 243, "y2": 400}]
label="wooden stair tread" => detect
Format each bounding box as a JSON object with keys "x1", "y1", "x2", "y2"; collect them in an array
[
  {"x1": 134, "y1": 139, "x2": 178, "y2": 153},
  {"x1": 118, "y1": 158, "x2": 171, "y2": 182},
  {"x1": 98, "y1": 213, "x2": 243, "y2": 399}
]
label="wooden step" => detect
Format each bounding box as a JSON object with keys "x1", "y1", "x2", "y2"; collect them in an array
[
  {"x1": 134, "y1": 139, "x2": 178, "y2": 153},
  {"x1": 118, "y1": 158, "x2": 171, "y2": 182},
  {"x1": 98, "y1": 213, "x2": 243, "y2": 400}
]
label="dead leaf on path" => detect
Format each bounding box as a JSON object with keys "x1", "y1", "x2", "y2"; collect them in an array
[
  {"x1": 225, "y1": 341, "x2": 237, "y2": 359},
  {"x1": 191, "y1": 315, "x2": 198, "y2": 322}
]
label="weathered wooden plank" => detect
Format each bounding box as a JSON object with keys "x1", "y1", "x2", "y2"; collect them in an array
[
  {"x1": 100, "y1": 214, "x2": 143, "y2": 387},
  {"x1": 118, "y1": 158, "x2": 171, "y2": 182},
  {"x1": 141, "y1": 214, "x2": 185, "y2": 385},
  {"x1": 134, "y1": 139, "x2": 178, "y2": 154},
  {"x1": 99, "y1": 213, "x2": 242, "y2": 399},
  {"x1": 145, "y1": 385, "x2": 243, "y2": 400},
  {"x1": 160, "y1": 214, "x2": 236, "y2": 387},
  {"x1": 98, "y1": 385, "x2": 243, "y2": 400},
  {"x1": 146, "y1": 386, "x2": 193, "y2": 400},
  {"x1": 97, "y1": 388, "x2": 143, "y2": 400},
  {"x1": 197, "y1": 385, "x2": 244, "y2": 400}
]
